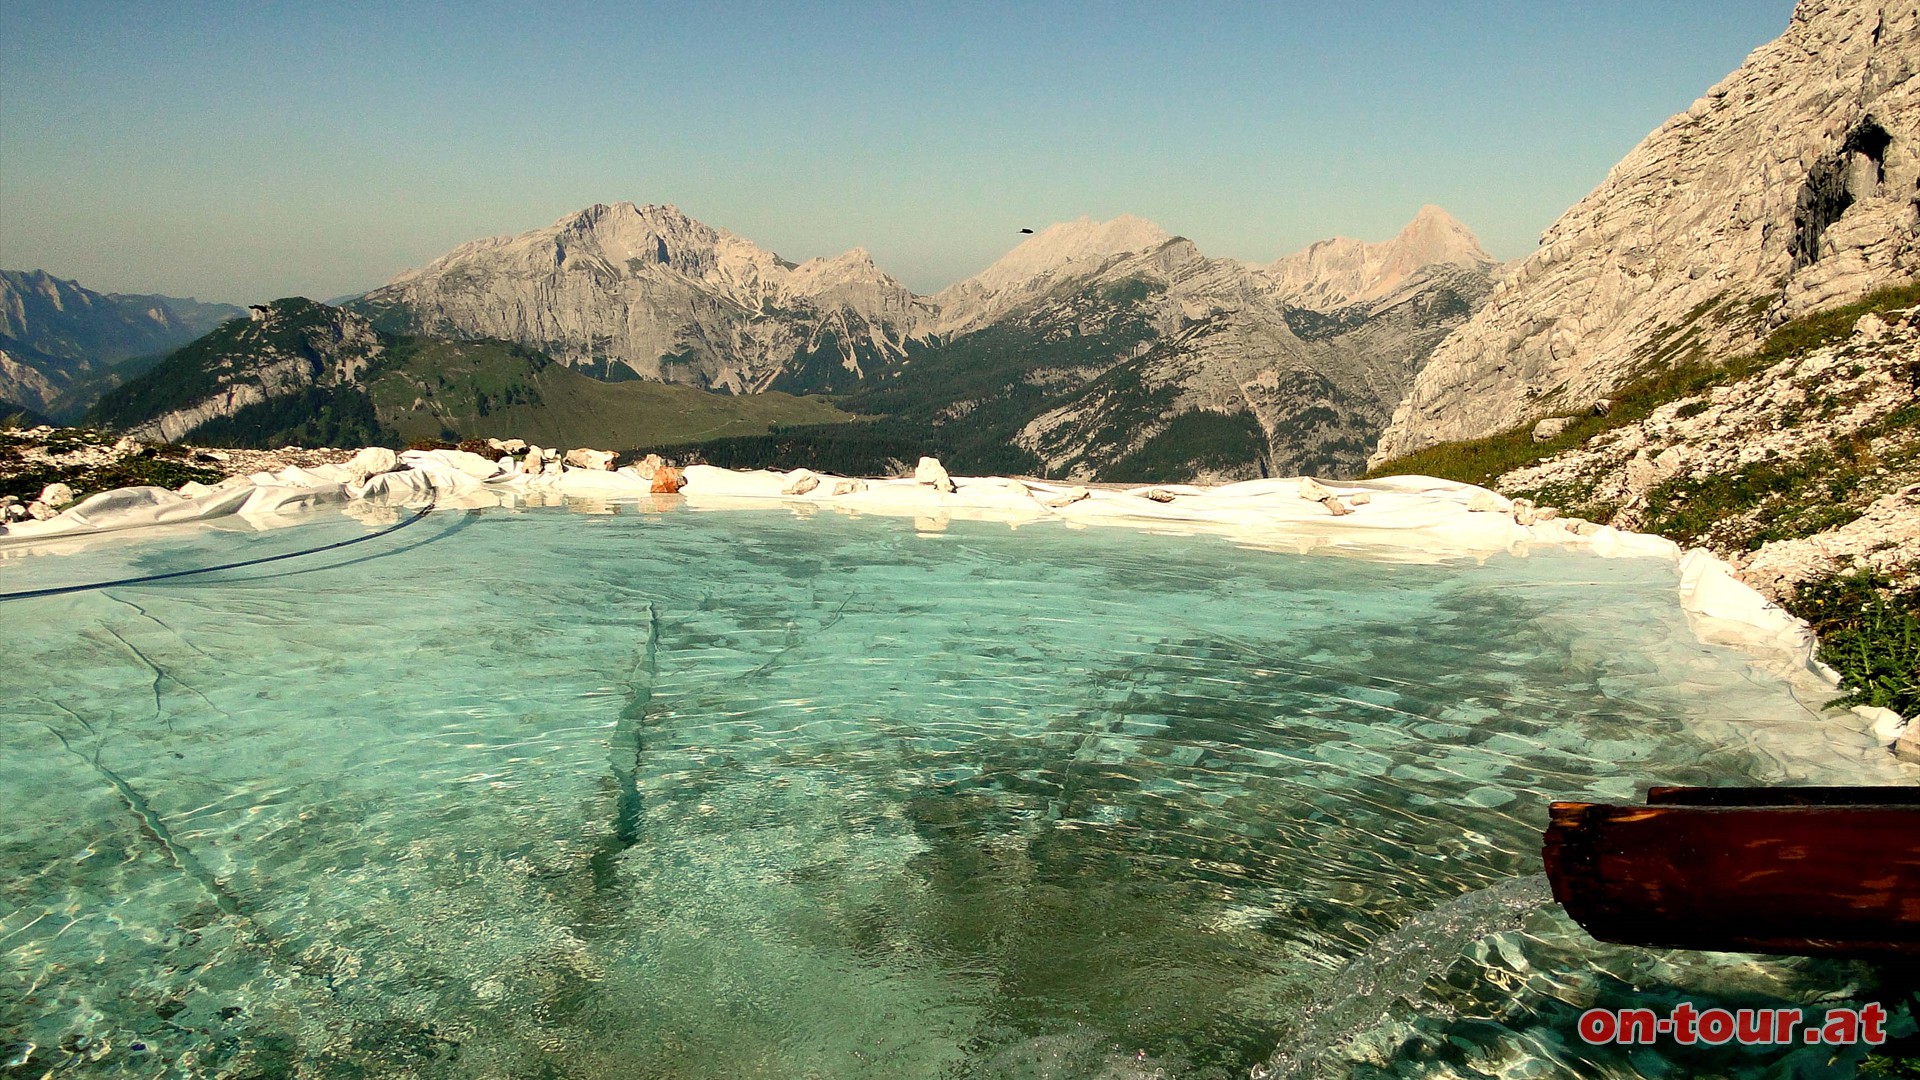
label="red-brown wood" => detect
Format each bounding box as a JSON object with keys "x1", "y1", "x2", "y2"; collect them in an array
[{"x1": 1543, "y1": 799, "x2": 1920, "y2": 958}]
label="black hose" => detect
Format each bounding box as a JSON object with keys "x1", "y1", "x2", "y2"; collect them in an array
[{"x1": 0, "y1": 496, "x2": 438, "y2": 603}]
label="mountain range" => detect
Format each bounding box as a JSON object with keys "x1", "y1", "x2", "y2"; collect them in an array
[
  {"x1": 338, "y1": 200, "x2": 1495, "y2": 478},
  {"x1": 84, "y1": 297, "x2": 856, "y2": 452},
  {"x1": 0, "y1": 270, "x2": 245, "y2": 422},
  {"x1": 28, "y1": 0, "x2": 1916, "y2": 487},
  {"x1": 47, "y1": 200, "x2": 1497, "y2": 479}
]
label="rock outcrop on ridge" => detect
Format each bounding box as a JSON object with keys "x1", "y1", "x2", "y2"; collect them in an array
[
  {"x1": 0, "y1": 269, "x2": 244, "y2": 419},
  {"x1": 92, "y1": 299, "x2": 387, "y2": 445},
  {"x1": 1373, "y1": 0, "x2": 1920, "y2": 463},
  {"x1": 352, "y1": 202, "x2": 931, "y2": 394}
]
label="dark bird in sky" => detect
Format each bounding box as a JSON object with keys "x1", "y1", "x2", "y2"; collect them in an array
[{"x1": 1019, "y1": 228, "x2": 1034, "y2": 234}]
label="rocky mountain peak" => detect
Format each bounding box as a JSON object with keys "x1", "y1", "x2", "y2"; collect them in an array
[
  {"x1": 356, "y1": 202, "x2": 930, "y2": 391},
  {"x1": 954, "y1": 214, "x2": 1175, "y2": 298},
  {"x1": 928, "y1": 215, "x2": 1177, "y2": 335},
  {"x1": 1265, "y1": 205, "x2": 1493, "y2": 312},
  {"x1": 1393, "y1": 205, "x2": 1492, "y2": 269},
  {"x1": 787, "y1": 247, "x2": 902, "y2": 295}
]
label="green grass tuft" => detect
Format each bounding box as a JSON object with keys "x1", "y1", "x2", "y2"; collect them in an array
[{"x1": 1786, "y1": 571, "x2": 1920, "y2": 718}]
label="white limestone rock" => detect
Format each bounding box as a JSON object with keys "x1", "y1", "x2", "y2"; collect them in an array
[
  {"x1": 1531, "y1": 417, "x2": 1572, "y2": 443},
  {"x1": 1466, "y1": 490, "x2": 1511, "y2": 513},
  {"x1": 782, "y1": 469, "x2": 821, "y2": 495},
  {"x1": 915, "y1": 456, "x2": 956, "y2": 493},
  {"x1": 345, "y1": 446, "x2": 399, "y2": 484},
  {"x1": 1298, "y1": 477, "x2": 1335, "y2": 502},
  {"x1": 37, "y1": 482, "x2": 73, "y2": 509},
  {"x1": 830, "y1": 478, "x2": 868, "y2": 496},
  {"x1": 1040, "y1": 486, "x2": 1091, "y2": 508},
  {"x1": 1855, "y1": 705, "x2": 1909, "y2": 745},
  {"x1": 1897, "y1": 727, "x2": 1920, "y2": 765},
  {"x1": 564, "y1": 448, "x2": 617, "y2": 471}
]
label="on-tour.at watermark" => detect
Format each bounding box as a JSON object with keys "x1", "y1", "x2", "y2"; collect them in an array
[{"x1": 1579, "y1": 1002, "x2": 1888, "y2": 1046}]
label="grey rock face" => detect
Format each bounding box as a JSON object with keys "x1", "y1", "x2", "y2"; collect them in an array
[
  {"x1": 1497, "y1": 302, "x2": 1920, "y2": 600},
  {"x1": 354, "y1": 202, "x2": 931, "y2": 394},
  {"x1": 1373, "y1": 0, "x2": 1920, "y2": 465},
  {"x1": 346, "y1": 201, "x2": 1495, "y2": 480},
  {"x1": 1009, "y1": 255, "x2": 1495, "y2": 480}
]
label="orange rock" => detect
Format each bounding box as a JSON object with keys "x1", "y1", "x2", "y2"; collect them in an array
[{"x1": 651, "y1": 466, "x2": 685, "y2": 494}]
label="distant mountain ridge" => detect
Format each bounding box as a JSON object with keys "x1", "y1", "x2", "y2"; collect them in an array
[
  {"x1": 75, "y1": 203, "x2": 1497, "y2": 480},
  {"x1": 0, "y1": 269, "x2": 244, "y2": 418},
  {"x1": 89, "y1": 298, "x2": 854, "y2": 451},
  {"x1": 1265, "y1": 204, "x2": 1494, "y2": 310},
  {"x1": 345, "y1": 201, "x2": 1497, "y2": 479},
  {"x1": 854, "y1": 215, "x2": 1494, "y2": 480}
]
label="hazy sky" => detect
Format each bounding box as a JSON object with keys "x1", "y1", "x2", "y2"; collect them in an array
[{"x1": 1, "y1": 1, "x2": 1796, "y2": 304}]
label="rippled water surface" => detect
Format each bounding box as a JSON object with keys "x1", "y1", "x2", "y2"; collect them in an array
[{"x1": 1, "y1": 502, "x2": 1911, "y2": 1078}]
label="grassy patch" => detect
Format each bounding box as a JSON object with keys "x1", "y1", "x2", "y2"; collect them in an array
[
  {"x1": 635, "y1": 419, "x2": 941, "y2": 477},
  {"x1": 1785, "y1": 571, "x2": 1920, "y2": 717},
  {"x1": 369, "y1": 340, "x2": 855, "y2": 450}
]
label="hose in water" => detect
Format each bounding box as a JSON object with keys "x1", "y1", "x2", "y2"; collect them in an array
[{"x1": 0, "y1": 495, "x2": 438, "y2": 603}]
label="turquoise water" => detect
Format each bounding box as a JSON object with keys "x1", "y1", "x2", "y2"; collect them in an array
[{"x1": 0, "y1": 502, "x2": 1910, "y2": 1079}]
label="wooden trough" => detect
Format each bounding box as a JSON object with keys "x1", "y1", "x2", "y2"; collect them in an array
[{"x1": 1542, "y1": 786, "x2": 1920, "y2": 958}]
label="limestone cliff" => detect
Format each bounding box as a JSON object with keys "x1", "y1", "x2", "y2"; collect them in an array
[
  {"x1": 1373, "y1": 0, "x2": 1920, "y2": 464},
  {"x1": 352, "y1": 202, "x2": 930, "y2": 394}
]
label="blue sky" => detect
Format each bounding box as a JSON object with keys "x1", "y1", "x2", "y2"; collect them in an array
[{"x1": 0, "y1": 1, "x2": 1796, "y2": 303}]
